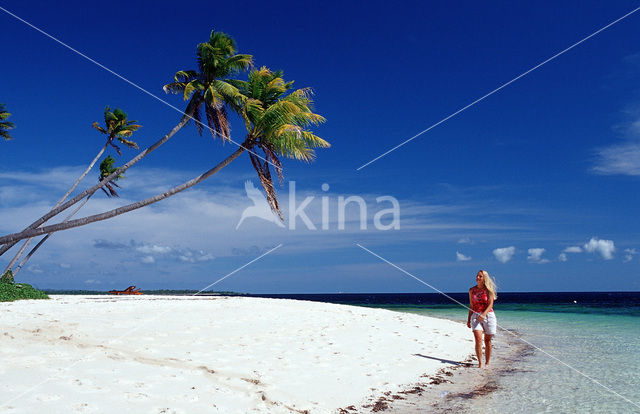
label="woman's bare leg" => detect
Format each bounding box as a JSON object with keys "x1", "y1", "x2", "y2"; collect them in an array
[
  {"x1": 473, "y1": 330, "x2": 484, "y2": 368},
  {"x1": 484, "y1": 334, "x2": 493, "y2": 366}
]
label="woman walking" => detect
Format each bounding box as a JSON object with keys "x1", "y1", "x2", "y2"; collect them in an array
[{"x1": 467, "y1": 270, "x2": 498, "y2": 368}]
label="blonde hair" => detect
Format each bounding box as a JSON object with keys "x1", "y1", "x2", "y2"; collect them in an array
[{"x1": 480, "y1": 270, "x2": 498, "y2": 300}]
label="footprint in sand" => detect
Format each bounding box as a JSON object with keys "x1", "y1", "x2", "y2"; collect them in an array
[
  {"x1": 122, "y1": 381, "x2": 151, "y2": 390},
  {"x1": 156, "y1": 408, "x2": 183, "y2": 414},
  {"x1": 166, "y1": 393, "x2": 198, "y2": 403},
  {"x1": 35, "y1": 394, "x2": 62, "y2": 402},
  {"x1": 125, "y1": 392, "x2": 150, "y2": 401},
  {"x1": 70, "y1": 378, "x2": 107, "y2": 393},
  {"x1": 71, "y1": 402, "x2": 95, "y2": 413}
]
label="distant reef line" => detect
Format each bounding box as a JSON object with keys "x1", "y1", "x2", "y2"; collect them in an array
[{"x1": 43, "y1": 289, "x2": 249, "y2": 296}]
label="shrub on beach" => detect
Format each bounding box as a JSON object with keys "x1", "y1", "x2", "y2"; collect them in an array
[
  {"x1": 1, "y1": 269, "x2": 14, "y2": 284},
  {"x1": 0, "y1": 275, "x2": 49, "y2": 302}
]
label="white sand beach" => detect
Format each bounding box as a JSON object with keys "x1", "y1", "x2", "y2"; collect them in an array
[{"x1": 0, "y1": 295, "x2": 475, "y2": 413}]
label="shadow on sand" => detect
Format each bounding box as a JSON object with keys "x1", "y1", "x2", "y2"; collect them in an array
[{"x1": 412, "y1": 353, "x2": 472, "y2": 367}]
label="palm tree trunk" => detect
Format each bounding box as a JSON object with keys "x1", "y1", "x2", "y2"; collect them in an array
[
  {"x1": 13, "y1": 195, "x2": 93, "y2": 277},
  {"x1": 2, "y1": 141, "x2": 110, "y2": 274},
  {"x1": 0, "y1": 144, "x2": 247, "y2": 244},
  {"x1": 0, "y1": 111, "x2": 193, "y2": 256}
]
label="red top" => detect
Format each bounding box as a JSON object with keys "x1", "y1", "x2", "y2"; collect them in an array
[{"x1": 470, "y1": 286, "x2": 493, "y2": 313}]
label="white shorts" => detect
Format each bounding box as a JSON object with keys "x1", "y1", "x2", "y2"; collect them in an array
[{"x1": 471, "y1": 312, "x2": 497, "y2": 336}]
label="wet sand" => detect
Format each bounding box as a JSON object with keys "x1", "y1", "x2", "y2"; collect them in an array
[{"x1": 346, "y1": 328, "x2": 532, "y2": 413}]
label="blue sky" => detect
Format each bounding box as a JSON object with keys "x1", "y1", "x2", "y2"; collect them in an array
[{"x1": 1, "y1": 0, "x2": 639, "y2": 293}]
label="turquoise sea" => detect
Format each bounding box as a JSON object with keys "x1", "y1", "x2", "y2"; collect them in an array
[{"x1": 254, "y1": 292, "x2": 640, "y2": 413}]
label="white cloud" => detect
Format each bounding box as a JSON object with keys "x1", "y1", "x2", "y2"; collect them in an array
[
  {"x1": 179, "y1": 255, "x2": 194, "y2": 263},
  {"x1": 136, "y1": 244, "x2": 172, "y2": 254},
  {"x1": 60, "y1": 263, "x2": 71, "y2": 269},
  {"x1": 558, "y1": 253, "x2": 567, "y2": 262},
  {"x1": 593, "y1": 142, "x2": 640, "y2": 176},
  {"x1": 84, "y1": 279, "x2": 101, "y2": 284},
  {"x1": 592, "y1": 112, "x2": 640, "y2": 176},
  {"x1": 176, "y1": 249, "x2": 215, "y2": 263},
  {"x1": 456, "y1": 251, "x2": 471, "y2": 261},
  {"x1": 493, "y1": 246, "x2": 516, "y2": 263},
  {"x1": 624, "y1": 248, "x2": 637, "y2": 262},
  {"x1": 0, "y1": 166, "x2": 91, "y2": 193},
  {"x1": 141, "y1": 256, "x2": 155, "y2": 264},
  {"x1": 0, "y1": 165, "x2": 596, "y2": 290},
  {"x1": 583, "y1": 237, "x2": 615, "y2": 260},
  {"x1": 27, "y1": 264, "x2": 43, "y2": 274},
  {"x1": 527, "y1": 248, "x2": 549, "y2": 263},
  {"x1": 197, "y1": 253, "x2": 215, "y2": 262},
  {"x1": 564, "y1": 246, "x2": 582, "y2": 253}
]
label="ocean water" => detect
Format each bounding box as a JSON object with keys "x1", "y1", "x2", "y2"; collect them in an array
[{"x1": 254, "y1": 292, "x2": 640, "y2": 413}]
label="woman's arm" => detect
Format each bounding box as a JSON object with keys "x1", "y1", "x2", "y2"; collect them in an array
[{"x1": 467, "y1": 289, "x2": 473, "y2": 328}]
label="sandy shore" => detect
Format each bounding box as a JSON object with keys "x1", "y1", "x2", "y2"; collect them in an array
[
  {"x1": 0, "y1": 295, "x2": 477, "y2": 413},
  {"x1": 380, "y1": 329, "x2": 530, "y2": 413}
]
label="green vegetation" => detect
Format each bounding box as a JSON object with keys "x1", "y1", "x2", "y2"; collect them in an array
[
  {"x1": 92, "y1": 106, "x2": 141, "y2": 155},
  {"x1": 0, "y1": 275, "x2": 49, "y2": 302},
  {"x1": 1, "y1": 269, "x2": 14, "y2": 284},
  {"x1": 229, "y1": 67, "x2": 328, "y2": 216},
  {"x1": 163, "y1": 29, "x2": 252, "y2": 140},
  {"x1": 0, "y1": 103, "x2": 15, "y2": 140},
  {"x1": 99, "y1": 156, "x2": 124, "y2": 197}
]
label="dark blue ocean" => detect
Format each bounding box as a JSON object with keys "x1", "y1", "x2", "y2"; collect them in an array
[
  {"x1": 250, "y1": 291, "x2": 640, "y2": 413},
  {"x1": 248, "y1": 291, "x2": 640, "y2": 316}
]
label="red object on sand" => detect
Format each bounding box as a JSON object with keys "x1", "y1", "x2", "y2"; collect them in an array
[{"x1": 108, "y1": 286, "x2": 143, "y2": 295}]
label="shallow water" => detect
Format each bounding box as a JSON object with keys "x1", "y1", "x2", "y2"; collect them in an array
[
  {"x1": 392, "y1": 304, "x2": 640, "y2": 413},
  {"x1": 249, "y1": 291, "x2": 640, "y2": 412}
]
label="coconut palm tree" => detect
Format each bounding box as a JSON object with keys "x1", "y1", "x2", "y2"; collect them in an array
[
  {"x1": 98, "y1": 155, "x2": 125, "y2": 197},
  {"x1": 92, "y1": 107, "x2": 140, "y2": 155},
  {"x1": 163, "y1": 29, "x2": 252, "y2": 141},
  {"x1": 0, "y1": 30, "x2": 251, "y2": 258},
  {"x1": 0, "y1": 68, "x2": 329, "y2": 244},
  {"x1": 1, "y1": 108, "x2": 140, "y2": 274},
  {"x1": 229, "y1": 67, "x2": 329, "y2": 217},
  {"x1": 0, "y1": 104, "x2": 15, "y2": 140}
]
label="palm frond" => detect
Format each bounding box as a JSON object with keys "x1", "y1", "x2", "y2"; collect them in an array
[
  {"x1": 249, "y1": 151, "x2": 282, "y2": 219},
  {"x1": 224, "y1": 54, "x2": 253, "y2": 74},
  {"x1": 94, "y1": 106, "x2": 141, "y2": 151},
  {"x1": 204, "y1": 105, "x2": 229, "y2": 140},
  {"x1": 190, "y1": 100, "x2": 204, "y2": 136},
  {"x1": 116, "y1": 136, "x2": 139, "y2": 149},
  {"x1": 174, "y1": 70, "x2": 198, "y2": 83},
  {"x1": 92, "y1": 122, "x2": 107, "y2": 134},
  {"x1": 0, "y1": 103, "x2": 13, "y2": 121},
  {"x1": 0, "y1": 129, "x2": 13, "y2": 141},
  {"x1": 0, "y1": 104, "x2": 16, "y2": 141},
  {"x1": 168, "y1": 30, "x2": 252, "y2": 140},
  {"x1": 233, "y1": 67, "x2": 329, "y2": 218},
  {"x1": 99, "y1": 156, "x2": 124, "y2": 197},
  {"x1": 163, "y1": 82, "x2": 187, "y2": 95},
  {"x1": 183, "y1": 79, "x2": 204, "y2": 101}
]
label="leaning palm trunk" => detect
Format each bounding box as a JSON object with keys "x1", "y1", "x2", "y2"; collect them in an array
[
  {"x1": 0, "y1": 111, "x2": 193, "y2": 256},
  {"x1": 0, "y1": 144, "x2": 247, "y2": 244},
  {"x1": 2, "y1": 141, "x2": 110, "y2": 274},
  {"x1": 13, "y1": 194, "x2": 93, "y2": 277}
]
